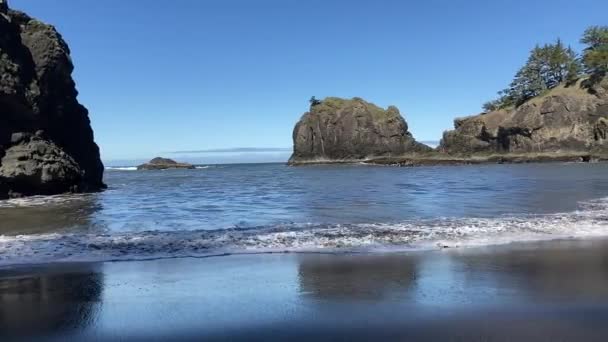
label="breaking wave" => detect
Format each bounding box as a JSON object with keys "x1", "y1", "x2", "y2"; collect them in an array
[
  {"x1": 0, "y1": 193, "x2": 92, "y2": 208},
  {"x1": 2, "y1": 197, "x2": 608, "y2": 266},
  {"x1": 105, "y1": 166, "x2": 138, "y2": 171},
  {"x1": 105, "y1": 166, "x2": 210, "y2": 171}
]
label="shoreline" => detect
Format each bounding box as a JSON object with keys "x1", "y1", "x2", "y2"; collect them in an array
[
  {"x1": 3, "y1": 237, "x2": 608, "y2": 340},
  {"x1": 0, "y1": 234, "x2": 606, "y2": 272},
  {"x1": 288, "y1": 151, "x2": 607, "y2": 166}
]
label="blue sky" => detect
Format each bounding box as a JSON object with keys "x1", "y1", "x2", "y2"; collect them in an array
[{"x1": 11, "y1": 0, "x2": 608, "y2": 164}]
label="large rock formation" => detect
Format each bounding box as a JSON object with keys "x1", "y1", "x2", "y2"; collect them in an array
[
  {"x1": 439, "y1": 79, "x2": 608, "y2": 156},
  {"x1": 137, "y1": 157, "x2": 195, "y2": 170},
  {"x1": 0, "y1": 1, "x2": 104, "y2": 198},
  {"x1": 289, "y1": 97, "x2": 431, "y2": 164}
]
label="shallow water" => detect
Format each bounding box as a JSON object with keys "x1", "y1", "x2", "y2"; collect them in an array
[{"x1": 2, "y1": 163, "x2": 608, "y2": 265}]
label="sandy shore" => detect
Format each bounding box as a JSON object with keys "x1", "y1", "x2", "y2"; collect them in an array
[{"x1": 3, "y1": 238, "x2": 608, "y2": 341}]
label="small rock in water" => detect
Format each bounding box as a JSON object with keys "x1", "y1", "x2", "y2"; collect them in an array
[{"x1": 436, "y1": 242, "x2": 449, "y2": 249}]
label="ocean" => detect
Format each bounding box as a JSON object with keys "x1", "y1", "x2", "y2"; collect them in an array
[{"x1": 2, "y1": 162, "x2": 608, "y2": 266}]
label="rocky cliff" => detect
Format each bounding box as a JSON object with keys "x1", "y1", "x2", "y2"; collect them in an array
[
  {"x1": 439, "y1": 79, "x2": 608, "y2": 156},
  {"x1": 0, "y1": 1, "x2": 104, "y2": 198},
  {"x1": 289, "y1": 97, "x2": 431, "y2": 164}
]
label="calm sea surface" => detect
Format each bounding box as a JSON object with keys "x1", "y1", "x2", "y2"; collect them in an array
[{"x1": 2, "y1": 162, "x2": 608, "y2": 265}]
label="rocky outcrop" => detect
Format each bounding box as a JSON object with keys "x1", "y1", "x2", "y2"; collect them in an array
[
  {"x1": 0, "y1": 1, "x2": 104, "y2": 198},
  {"x1": 137, "y1": 157, "x2": 195, "y2": 170},
  {"x1": 289, "y1": 97, "x2": 432, "y2": 164},
  {"x1": 439, "y1": 79, "x2": 608, "y2": 156}
]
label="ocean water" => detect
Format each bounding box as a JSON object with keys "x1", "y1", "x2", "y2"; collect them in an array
[{"x1": 2, "y1": 162, "x2": 608, "y2": 266}]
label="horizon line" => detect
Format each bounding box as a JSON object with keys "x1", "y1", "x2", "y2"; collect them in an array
[{"x1": 169, "y1": 147, "x2": 293, "y2": 154}]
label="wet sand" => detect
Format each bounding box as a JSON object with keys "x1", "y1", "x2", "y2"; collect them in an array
[{"x1": 3, "y1": 238, "x2": 608, "y2": 341}]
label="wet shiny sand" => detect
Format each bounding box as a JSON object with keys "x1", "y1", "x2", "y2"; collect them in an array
[{"x1": 3, "y1": 238, "x2": 608, "y2": 341}]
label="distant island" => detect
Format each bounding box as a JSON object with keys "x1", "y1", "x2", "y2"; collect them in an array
[
  {"x1": 289, "y1": 26, "x2": 608, "y2": 166},
  {"x1": 137, "y1": 158, "x2": 195, "y2": 170}
]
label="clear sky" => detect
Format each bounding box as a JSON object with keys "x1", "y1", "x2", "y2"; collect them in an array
[{"x1": 11, "y1": 0, "x2": 608, "y2": 164}]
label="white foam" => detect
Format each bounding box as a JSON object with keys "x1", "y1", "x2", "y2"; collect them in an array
[
  {"x1": 0, "y1": 194, "x2": 90, "y2": 208},
  {"x1": 2, "y1": 197, "x2": 608, "y2": 266},
  {"x1": 105, "y1": 166, "x2": 138, "y2": 171},
  {"x1": 195, "y1": 166, "x2": 210, "y2": 169}
]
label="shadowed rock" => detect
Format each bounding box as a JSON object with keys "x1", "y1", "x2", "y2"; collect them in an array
[
  {"x1": 137, "y1": 157, "x2": 195, "y2": 170},
  {"x1": 0, "y1": 1, "x2": 104, "y2": 198},
  {"x1": 289, "y1": 97, "x2": 432, "y2": 164}
]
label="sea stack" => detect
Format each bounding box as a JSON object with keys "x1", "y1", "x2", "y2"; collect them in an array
[
  {"x1": 0, "y1": 1, "x2": 105, "y2": 198},
  {"x1": 137, "y1": 157, "x2": 195, "y2": 170},
  {"x1": 288, "y1": 97, "x2": 432, "y2": 164},
  {"x1": 439, "y1": 79, "x2": 608, "y2": 156}
]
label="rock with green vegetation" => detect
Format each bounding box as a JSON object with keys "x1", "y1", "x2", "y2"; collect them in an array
[
  {"x1": 289, "y1": 97, "x2": 432, "y2": 164},
  {"x1": 137, "y1": 157, "x2": 195, "y2": 170},
  {"x1": 439, "y1": 78, "x2": 608, "y2": 155},
  {"x1": 0, "y1": 1, "x2": 105, "y2": 198}
]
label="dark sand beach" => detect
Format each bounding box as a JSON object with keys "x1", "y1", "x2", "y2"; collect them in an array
[{"x1": 3, "y1": 238, "x2": 608, "y2": 341}]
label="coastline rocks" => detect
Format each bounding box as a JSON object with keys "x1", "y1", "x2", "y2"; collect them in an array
[
  {"x1": 439, "y1": 79, "x2": 608, "y2": 155},
  {"x1": 137, "y1": 157, "x2": 195, "y2": 170},
  {"x1": 289, "y1": 97, "x2": 432, "y2": 164},
  {"x1": 0, "y1": 134, "x2": 83, "y2": 196},
  {"x1": 0, "y1": 1, "x2": 105, "y2": 198}
]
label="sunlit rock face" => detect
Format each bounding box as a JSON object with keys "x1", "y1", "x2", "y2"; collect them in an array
[
  {"x1": 439, "y1": 79, "x2": 608, "y2": 156},
  {"x1": 289, "y1": 97, "x2": 432, "y2": 164}
]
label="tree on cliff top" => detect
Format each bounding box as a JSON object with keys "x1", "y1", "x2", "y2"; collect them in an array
[
  {"x1": 309, "y1": 96, "x2": 322, "y2": 107},
  {"x1": 483, "y1": 38, "x2": 582, "y2": 111},
  {"x1": 581, "y1": 26, "x2": 608, "y2": 80}
]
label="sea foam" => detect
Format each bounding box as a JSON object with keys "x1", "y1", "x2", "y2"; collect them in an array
[
  {"x1": 105, "y1": 166, "x2": 138, "y2": 171},
  {"x1": 2, "y1": 197, "x2": 608, "y2": 266}
]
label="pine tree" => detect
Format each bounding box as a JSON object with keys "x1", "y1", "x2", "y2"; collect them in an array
[
  {"x1": 309, "y1": 96, "x2": 322, "y2": 107},
  {"x1": 482, "y1": 38, "x2": 582, "y2": 110},
  {"x1": 507, "y1": 45, "x2": 547, "y2": 105},
  {"x1": 565, "y1": 46, "x2": 582, "y2": 85},
  {"x1": 581, "y1": 26, "x2": 608, "y2": 77}
]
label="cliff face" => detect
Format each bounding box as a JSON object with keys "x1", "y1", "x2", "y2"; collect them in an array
[
  {"x1": 439, "y1": 79, "x2": 608, "y2": 155},
  {"x1": 289, "y1": 97, "x2": 431, "y2": 164},
  {"x1": 0, "y1": 1, "x2": 104, "y2": 198}
]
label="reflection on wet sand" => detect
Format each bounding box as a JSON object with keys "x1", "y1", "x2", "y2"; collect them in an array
[
  {"x1": 0, "y1": 194, "x2": 102, "y2": 235},
  {"x1": 0, "y1": 264, "x2": 103, "y2": 337},
  {"x1": 298, "y1": 254, "x2": 418, "y2": 300},
  {"x1": 296, "y1": 240, "x2": 608, "y2": 306},
  {"x1": 451, "y1": 239, "x2": 608, "y2": 301},
  {"x1": 3, "y1": 241, "x2": 608, "y2": 340}
]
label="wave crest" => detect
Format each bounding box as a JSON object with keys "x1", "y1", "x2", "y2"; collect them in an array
[
  {"x1": 105, "y1": 166, "x2": 138, "y2": 171},
  {"x1": 2, "y1": 197, "x2": 608, "y2": 266}
]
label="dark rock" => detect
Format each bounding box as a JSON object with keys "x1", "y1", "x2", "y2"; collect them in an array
[
  {"x1": 439, "y1": 79, "x2": 608, "y2": 155},
  {"x1": 0, "y1": 135, "x2": 83, "y2": 196},
  {"x1": 0, "y1": 1, "x2": 104, "y2": 198},
  {"x1": 289, "y1": 97, "x2": 432, "y2": 164},
  {"x1": 137, "y1": 157, "x2": 195, "y2": 170}
]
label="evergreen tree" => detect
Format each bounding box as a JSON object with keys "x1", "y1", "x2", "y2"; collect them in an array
[
  {"x1": 507, "y1": 45, "x2": 547, "y2": 105},
  {"x1": 581, "y1": 26, "x2": 608, "y2": 77},
  {"x1": 565, "y1": 46, "x2": 582, "y2": 85},
  {"x1": 482, "y1": 38, "x2": 581, "y2": 110},
  {"x1": 309, "y1": 96, "x2": 322, "y2": 107}
]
